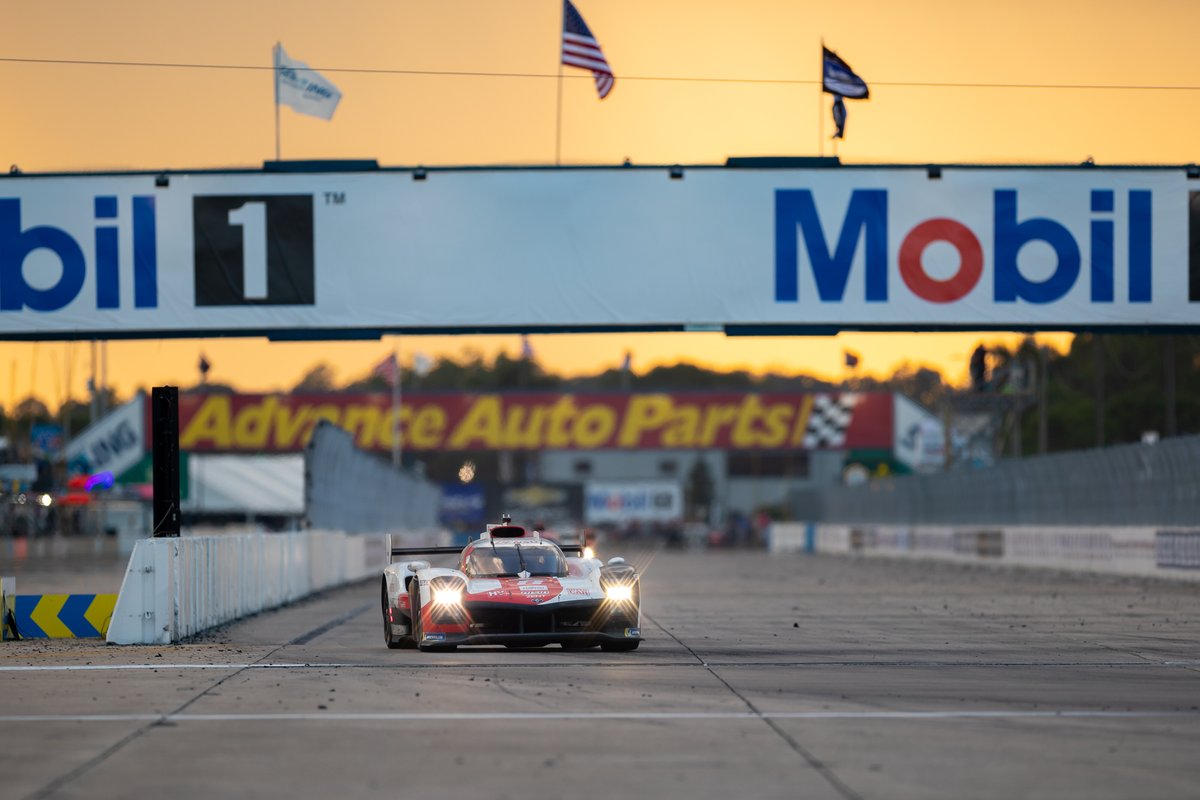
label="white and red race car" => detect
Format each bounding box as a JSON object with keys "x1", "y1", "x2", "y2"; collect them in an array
[{"x1": 381, "y1": 518, "x2": 641, "y2": 652}]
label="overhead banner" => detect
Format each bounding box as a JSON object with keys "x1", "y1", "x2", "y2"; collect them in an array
[
  {"x1": 1, "y1": 165, "x2": 1197, "y2": 338},
  {"x1": 173, "y1": 391, "x2": 893, "y2": 453}
]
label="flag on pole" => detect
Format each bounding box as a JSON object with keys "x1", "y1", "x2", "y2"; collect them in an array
[
  {"x1": 371, "y1": 353, "x2": 399, "y2": 387},
  {"x1": 562, "y1": 0, "x2": 615, "y2": 99},
  {"x1": 821, "y1": 46, "x2": 869, "y2": 140},
  {"x1": 821, "y1": 46, "x2": 869, "y2": 99},
  {"x1": 520, "y1": 335, "x2": 535, "y2": 361},
  {"x1": 274, "y1": 43, "x2": 342, "y2": 120}
]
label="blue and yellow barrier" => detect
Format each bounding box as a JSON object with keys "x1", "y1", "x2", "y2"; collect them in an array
[{"x1": 11, "y1": 594, "x2": 117, "y2": 638}]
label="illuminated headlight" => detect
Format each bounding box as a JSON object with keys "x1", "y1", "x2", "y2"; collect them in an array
[
  {"x1": 432, "y1": 589, "x2": 463, "y2": 606},
  {"x1": 38, "y1": 493, "x2": 53, "y2": 508},
  {"x1": 583, "y1": 546, "x2": 595, "y2": 560},
  {"x1": 605, "y1": 584, "x2": 633, "y2": 603}
]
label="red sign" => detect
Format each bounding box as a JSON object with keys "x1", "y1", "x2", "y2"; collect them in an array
[{"x1": 174, "y1": 391, "x2": 893, "y2": 453}]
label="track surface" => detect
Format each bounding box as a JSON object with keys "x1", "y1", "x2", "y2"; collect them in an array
[{"x1": 2, "y1": 550, "x2": 1199, "y2": 799}]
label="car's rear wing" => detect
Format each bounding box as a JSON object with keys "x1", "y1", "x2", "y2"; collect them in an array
[{"x1": 386, "y1": 537, "x2": 585, "y2": 563}]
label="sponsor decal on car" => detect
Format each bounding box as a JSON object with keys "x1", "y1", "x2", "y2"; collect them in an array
[
  {"x1": 423, "y1": 632, "x2": 446, "y2": 641},
  {"x1": 624, "y1": 628, "x2": 640, "y2": 638}
]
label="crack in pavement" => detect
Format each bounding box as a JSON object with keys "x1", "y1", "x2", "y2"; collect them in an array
[{"x1": 644, "y1": 611, "x2": 864, "y2": 800}]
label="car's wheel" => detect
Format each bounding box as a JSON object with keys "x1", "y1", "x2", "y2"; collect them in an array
[
  {"x1": 600, "y1": 640, "x2": 640, "y2": 652},
  {"x1": 382, "y1": 580, "x2": 415, "y2": 649}
]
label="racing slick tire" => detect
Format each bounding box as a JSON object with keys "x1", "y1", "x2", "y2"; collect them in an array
[
  {"x1": 600, "y1": 640, "x2": 640, "y2": 652},
  {"x1": 411, "y1": 578, "x2": 457, "y2": 652},
  {"x1": 382, "y1": 579, "x2": 415, "y2": 650}
]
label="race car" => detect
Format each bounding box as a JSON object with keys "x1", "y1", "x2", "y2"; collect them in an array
[{"x1": 381, "y1": 517, "x2": 641, "y2": 652}]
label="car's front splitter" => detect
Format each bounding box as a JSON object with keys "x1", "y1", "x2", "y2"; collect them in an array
[{"x1": 419, "y1": 629, "x2": 641, "y2": 648}]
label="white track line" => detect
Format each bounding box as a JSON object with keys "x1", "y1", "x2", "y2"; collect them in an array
[
  {"x1": 1, "y1": 659, "x2": 1185, "y2": 672},
  {"x1": 0, "y1": 710, "x2": 1194, "y2": 723},
  {"x1": 0, "y1": 663, "x2": 355, "y2": 672}
]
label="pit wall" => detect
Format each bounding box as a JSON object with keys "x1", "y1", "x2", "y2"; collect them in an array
[
  {"x1": 106, "y1": 530, "x2": 434, "y2": 644},
  {"x1": 769, "y1": 523, "x2": 1200, "y2": 581}
]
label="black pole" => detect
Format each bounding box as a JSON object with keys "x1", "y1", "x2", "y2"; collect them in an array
[
  {"x1": 1094, "y1": 336, "x2": 1105, "y2": 448},
  {"x1": 151, "y1": 386, "x2": 181, "y2": 537},
  {"x1": 1037, "y1": 346, "x2": 1048, "y2": 454}
]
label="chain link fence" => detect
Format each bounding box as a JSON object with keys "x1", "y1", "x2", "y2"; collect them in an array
[
  {"x1": 790, "y1": 435, "x2": 1200, "y2": 527},
  {"x1": 304, "y1": 421, "x2": 440, "y2": 534}
]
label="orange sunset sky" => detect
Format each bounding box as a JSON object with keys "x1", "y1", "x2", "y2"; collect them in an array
[{"x1": 3, "y1": 0, "x2": 1195, "y2": 408}]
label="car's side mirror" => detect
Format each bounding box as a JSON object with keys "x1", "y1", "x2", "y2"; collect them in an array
[
  {"x1": 407, "y1": 560, "x2": 431, "y2": 573},
  {"x1": 607, "y1": 557, "x2": 626, "y2": 566}
]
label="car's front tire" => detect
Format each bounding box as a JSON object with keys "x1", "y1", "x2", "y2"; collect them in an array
[{"x1": 382, "y1": 579, "x2": 415, "y2": 650}]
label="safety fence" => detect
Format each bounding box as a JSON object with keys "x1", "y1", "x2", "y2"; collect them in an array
[
  {"x1": 769, "y1": 522, "x2": 1200, "y2": 581},
  {"x1": 789, "y1": 435, "x2": 1200, "y2": 527},
  {"x1": 105, "y1": 530, "x2": 405, "y2": 644},
  {"x1": 304, "y1": 421, "x2": 440, "y2": 534}
]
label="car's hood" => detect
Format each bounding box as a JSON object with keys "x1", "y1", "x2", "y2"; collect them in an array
[{"x1": 463, "y1": 575, "x2": 598, "y2": 605}]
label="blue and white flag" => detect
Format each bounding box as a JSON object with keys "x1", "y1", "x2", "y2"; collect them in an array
[
  {"x1": 274, "y1": 43, "x2": 342, "y2": 120},
  {"x1": 822, "y1": 46, "x2": 869, "y2": 99}
]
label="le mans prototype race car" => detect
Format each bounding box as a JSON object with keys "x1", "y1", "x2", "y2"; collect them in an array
[{"x1": 381, "y1": 518, "x2": 641, "y2": 652}]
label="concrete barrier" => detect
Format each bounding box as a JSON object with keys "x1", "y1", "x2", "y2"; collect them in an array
[
  {"x1": 106, "y1": 530, "x2": 395, "y2": 644},
  {"x1": 1, "y1": 577, "x2": 14, "y2": 640},
  {"x1": 770, "y1": 522, "x2": 1200, "y2": 581}
]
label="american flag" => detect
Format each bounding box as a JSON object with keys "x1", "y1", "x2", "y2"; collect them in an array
[
  {"x1": 561, "y1": 0, "x2": 614, "y2": 99},
  {"x1": 371, "y1": 353, "x2": 399, "y2": 387}
]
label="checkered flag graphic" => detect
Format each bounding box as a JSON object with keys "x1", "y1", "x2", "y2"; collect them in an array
[{"x1": 803, "y1": 393, "x2": 860, "y2": 448}]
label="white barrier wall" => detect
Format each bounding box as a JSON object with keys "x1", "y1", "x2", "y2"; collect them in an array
[
  {"x1": 769, "y1": 523, "x2": 1200, "y2": 582},
  {"x1": 107, "y1": 531, "x2": 391, "y2": 644}
]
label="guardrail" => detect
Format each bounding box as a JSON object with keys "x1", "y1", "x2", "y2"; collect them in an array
[
  {"x1": 106, "y1": 530, "x2": 395, "y2": 644},
  {"x1": 769, "y1": 522, "x2": 1200, "y2": 581}
]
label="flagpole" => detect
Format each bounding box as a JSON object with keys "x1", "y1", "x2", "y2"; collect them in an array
[
  {"x1": 817, "y1": 39, "x2": 824, "y2": 156},
  {"x1": 273, "y1": 43, "x2": 281, "y2": 161},
  {"x1": 555, "y1": 2, "x2": 565, "y2": 166},
  {"x1": 392, "y1": 348, "x2": 402, "y2": 469}
]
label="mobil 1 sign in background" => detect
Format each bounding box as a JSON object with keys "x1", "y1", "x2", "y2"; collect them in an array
[{"x1": 1, "y1": 166, "x2": 1197, "y2": 338}]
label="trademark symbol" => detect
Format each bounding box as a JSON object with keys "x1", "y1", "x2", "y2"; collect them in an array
[{"x1": 324, "y1": 192, "x2": 346, "y2": 205}]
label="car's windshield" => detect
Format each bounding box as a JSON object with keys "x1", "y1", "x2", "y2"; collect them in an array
[{"x1": 465, "y1": 544, "x2": 566, "y2": 578}]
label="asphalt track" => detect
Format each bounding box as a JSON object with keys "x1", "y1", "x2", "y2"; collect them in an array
[{"x1": 2, "y1": 549, "x2": 1199, "y2": 800}]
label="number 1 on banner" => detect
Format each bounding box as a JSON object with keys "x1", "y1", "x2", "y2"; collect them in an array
[{"x1": 228, "y1": 202, "x2": 269, "y2": 300}]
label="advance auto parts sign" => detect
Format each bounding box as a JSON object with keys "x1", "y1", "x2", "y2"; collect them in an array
[
  {"x1": 1, "y1": 167, "x2": 1198, "y2": 338},
  {"x1": 175, "y1": 391, "x2": 893, "y2": 453}
]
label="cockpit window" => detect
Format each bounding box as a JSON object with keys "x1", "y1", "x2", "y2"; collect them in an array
[
  {"x1": 465, "y1": 545, "x2": 567, "y2": 578},
  {"x1": 518, "y1": 546, "x2": 567, "y2": 577}
]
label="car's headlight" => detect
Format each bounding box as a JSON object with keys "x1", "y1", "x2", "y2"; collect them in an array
[
  {"x1": 583, "y1": 546, "x2": 595, "y2": 560},
  {"x1": 605, "y1": 584, "x2": 633, "y2": 603},
  {"x1": 433, "y1": 588, "x2": 463, "y2": 606}
]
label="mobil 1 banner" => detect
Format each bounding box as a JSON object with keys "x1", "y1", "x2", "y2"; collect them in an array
[{"x1": 2, "y1": 166, "x2": 1199, "y2": 338}]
